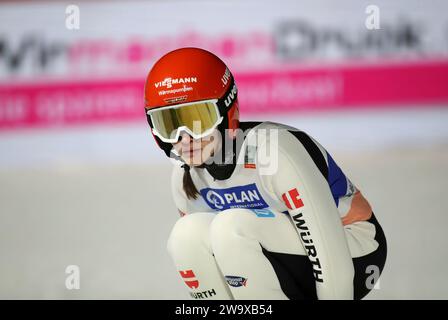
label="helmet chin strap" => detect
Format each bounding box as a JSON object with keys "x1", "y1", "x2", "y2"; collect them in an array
[{"x1": 169, "y1": 148, "x2": 184, "y2": 163}]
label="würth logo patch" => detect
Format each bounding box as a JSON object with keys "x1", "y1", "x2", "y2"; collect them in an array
[
  {"x1": 282, "y1": 188, "x2": 304, "y2": 209},
  {"x1": 179, "y1": 269, "x2": 199, "y2": 289}
]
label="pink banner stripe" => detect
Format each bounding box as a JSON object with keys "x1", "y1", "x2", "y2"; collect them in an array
[
  {"x1": 237, "y1": 60, "x2": 448, "y2": 113},
  {"x1": 0, "y1": 81, "x2": 145, "y2": 129},
  {"x1": 343, "y1": 61, "x2": 448, "y2": 106},
  {"x1": 1, "y1": 60, "x2": 448, "y2": 130}
]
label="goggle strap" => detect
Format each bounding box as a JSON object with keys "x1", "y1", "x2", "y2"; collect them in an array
[{"x1": 216, "y1": 76, "x2": 237, "y2": 112}]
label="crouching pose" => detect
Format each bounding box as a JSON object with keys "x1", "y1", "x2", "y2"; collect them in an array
[{"x1": 143, "y1": 47, "x2": 387, "y2": 300}]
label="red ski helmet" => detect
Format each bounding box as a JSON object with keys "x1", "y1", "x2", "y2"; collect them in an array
[{"x1": 144, "y1": 47, "x2": 239, "y2": 158}]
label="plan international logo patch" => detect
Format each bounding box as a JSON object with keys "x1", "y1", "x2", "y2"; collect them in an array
[{"x1": 200, "y1": 183, "x2": 268, "y2": 211}]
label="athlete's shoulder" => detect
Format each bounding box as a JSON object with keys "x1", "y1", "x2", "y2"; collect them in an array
[
  {"x1": 242, "y1": 120, "x2": 299, "y2": 133},
  {"x1": 249, "y1": 121, "x2": 331, "y2": 179},
  {"x1": 246, "y1": 121, "x2": 324, "y2": 154}
]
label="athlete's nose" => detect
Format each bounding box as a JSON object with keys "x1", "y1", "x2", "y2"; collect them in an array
[{"x1": 178, "y1": 131, "x2": 192, "y2": 144}]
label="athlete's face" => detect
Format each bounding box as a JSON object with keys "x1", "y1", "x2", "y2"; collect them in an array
[{"x1": 172, "y1": 129, "x2": 221, "y2": 166}]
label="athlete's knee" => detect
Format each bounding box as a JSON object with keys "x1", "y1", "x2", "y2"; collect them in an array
[
  {"x1": 209, "y1": 209, "x2": 256, "y2": 245},
  {"x1": 167, "y1": 212, "x2": 216, "y2": 255}
]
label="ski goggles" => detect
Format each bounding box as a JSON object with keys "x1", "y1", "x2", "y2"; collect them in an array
[
  {"x1": 146, "y1": 99, "x2": 224, "y2": 143},
  {"x1": 146, "y1": 78, "x2": 237, "y2": 143}
]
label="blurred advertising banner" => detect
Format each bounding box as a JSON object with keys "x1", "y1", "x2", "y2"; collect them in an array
[{"x1": 1, "y1": 0, "x2": 448, "y2": 130}]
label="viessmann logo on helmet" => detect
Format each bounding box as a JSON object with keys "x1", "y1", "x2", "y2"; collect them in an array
[
  {"x1": 154, "y1": 77, "x2": 197, "y2": 89},
  {"x1": 200, "y1": 184, "x2": 268, "y2": 211}
]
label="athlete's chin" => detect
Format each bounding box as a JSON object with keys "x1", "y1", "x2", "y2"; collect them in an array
[
  {"x1": 182, "y1": 155, "x2": 204, "y2": 167},
  {"x1": 184, "y1": 159, "x2": 204, "y2": 167},
  {"x1": 182, "y1": 153, "x2": 213, "y2": 167}
]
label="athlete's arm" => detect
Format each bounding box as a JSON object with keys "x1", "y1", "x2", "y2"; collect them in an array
[{"x1": 258, "y1": 129, "x2": 354, "y2": 299}]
